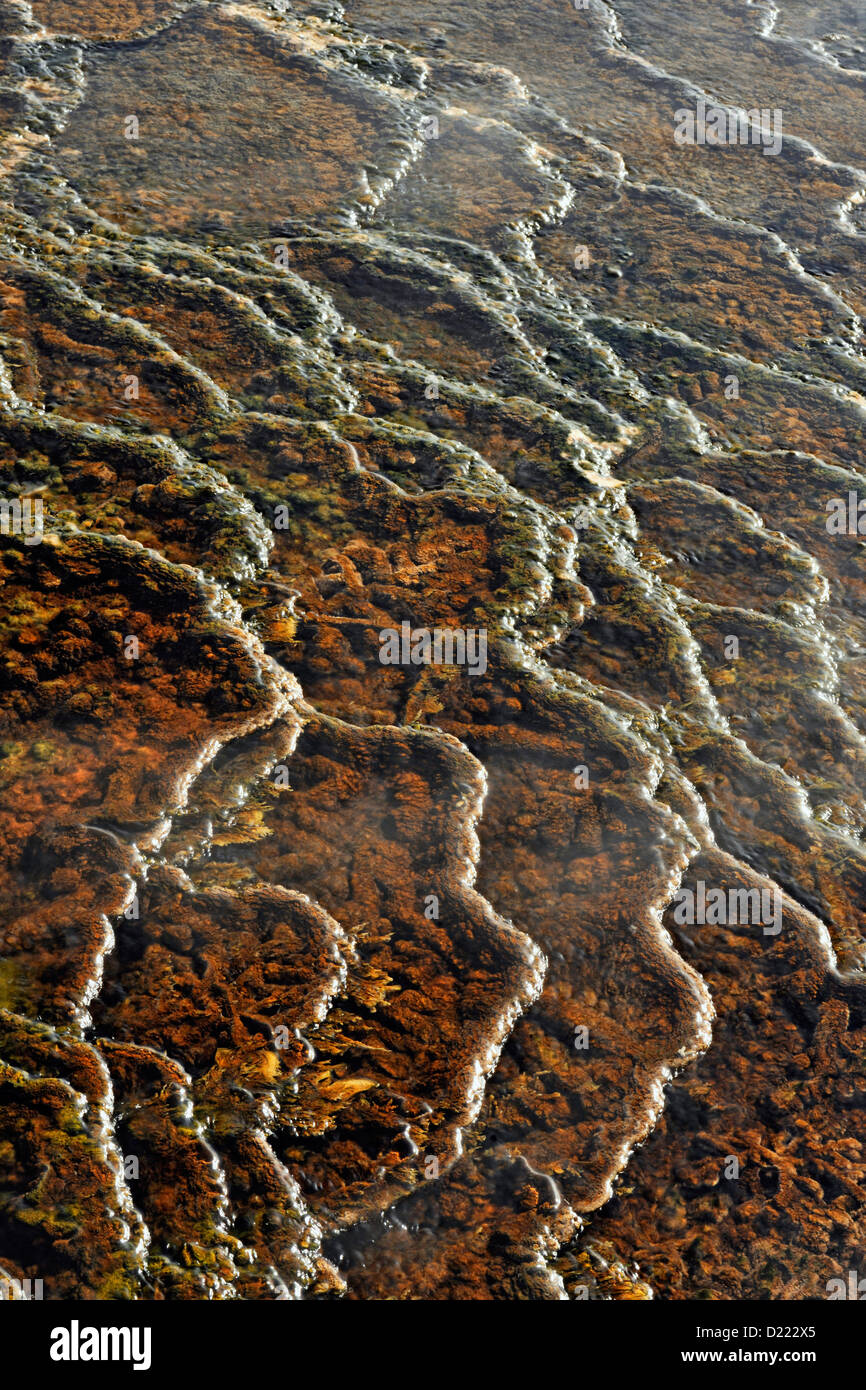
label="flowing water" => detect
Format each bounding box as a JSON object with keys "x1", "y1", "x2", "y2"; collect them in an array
[{"x1": 0, "y1": 0, "x2": 864, "y2": 1300}]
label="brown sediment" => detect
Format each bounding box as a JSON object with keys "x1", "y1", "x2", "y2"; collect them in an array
[
  {"x1": 50, "y1": 5, "x2": 414, "y2": 235},
  {"x1": 0, "y1": 524, "x2": 303, "y2": 1295},
  {"x1": 31, "y1": 1, "x2": 186, "y2": 42},
  {"x1": 589, "y1": 847, "x2": 866, "y2": 1300},
  {"x1": 0, "y1": 0, "x2": 864, "y2": 1302}
]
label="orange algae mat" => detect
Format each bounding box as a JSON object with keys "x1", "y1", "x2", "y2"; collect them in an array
[{"x1": 0, "y1": 0, "x2": 863, "y2": 1302}]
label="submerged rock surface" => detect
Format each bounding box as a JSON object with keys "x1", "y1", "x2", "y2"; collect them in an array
[{"x1": 0, "y1": 0, "x2": 863, "y2": 1299}]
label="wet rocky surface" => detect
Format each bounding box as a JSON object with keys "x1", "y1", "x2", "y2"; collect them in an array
[{"x1": 0, "y1": 0, "x2": 863, "y2": 1300}]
